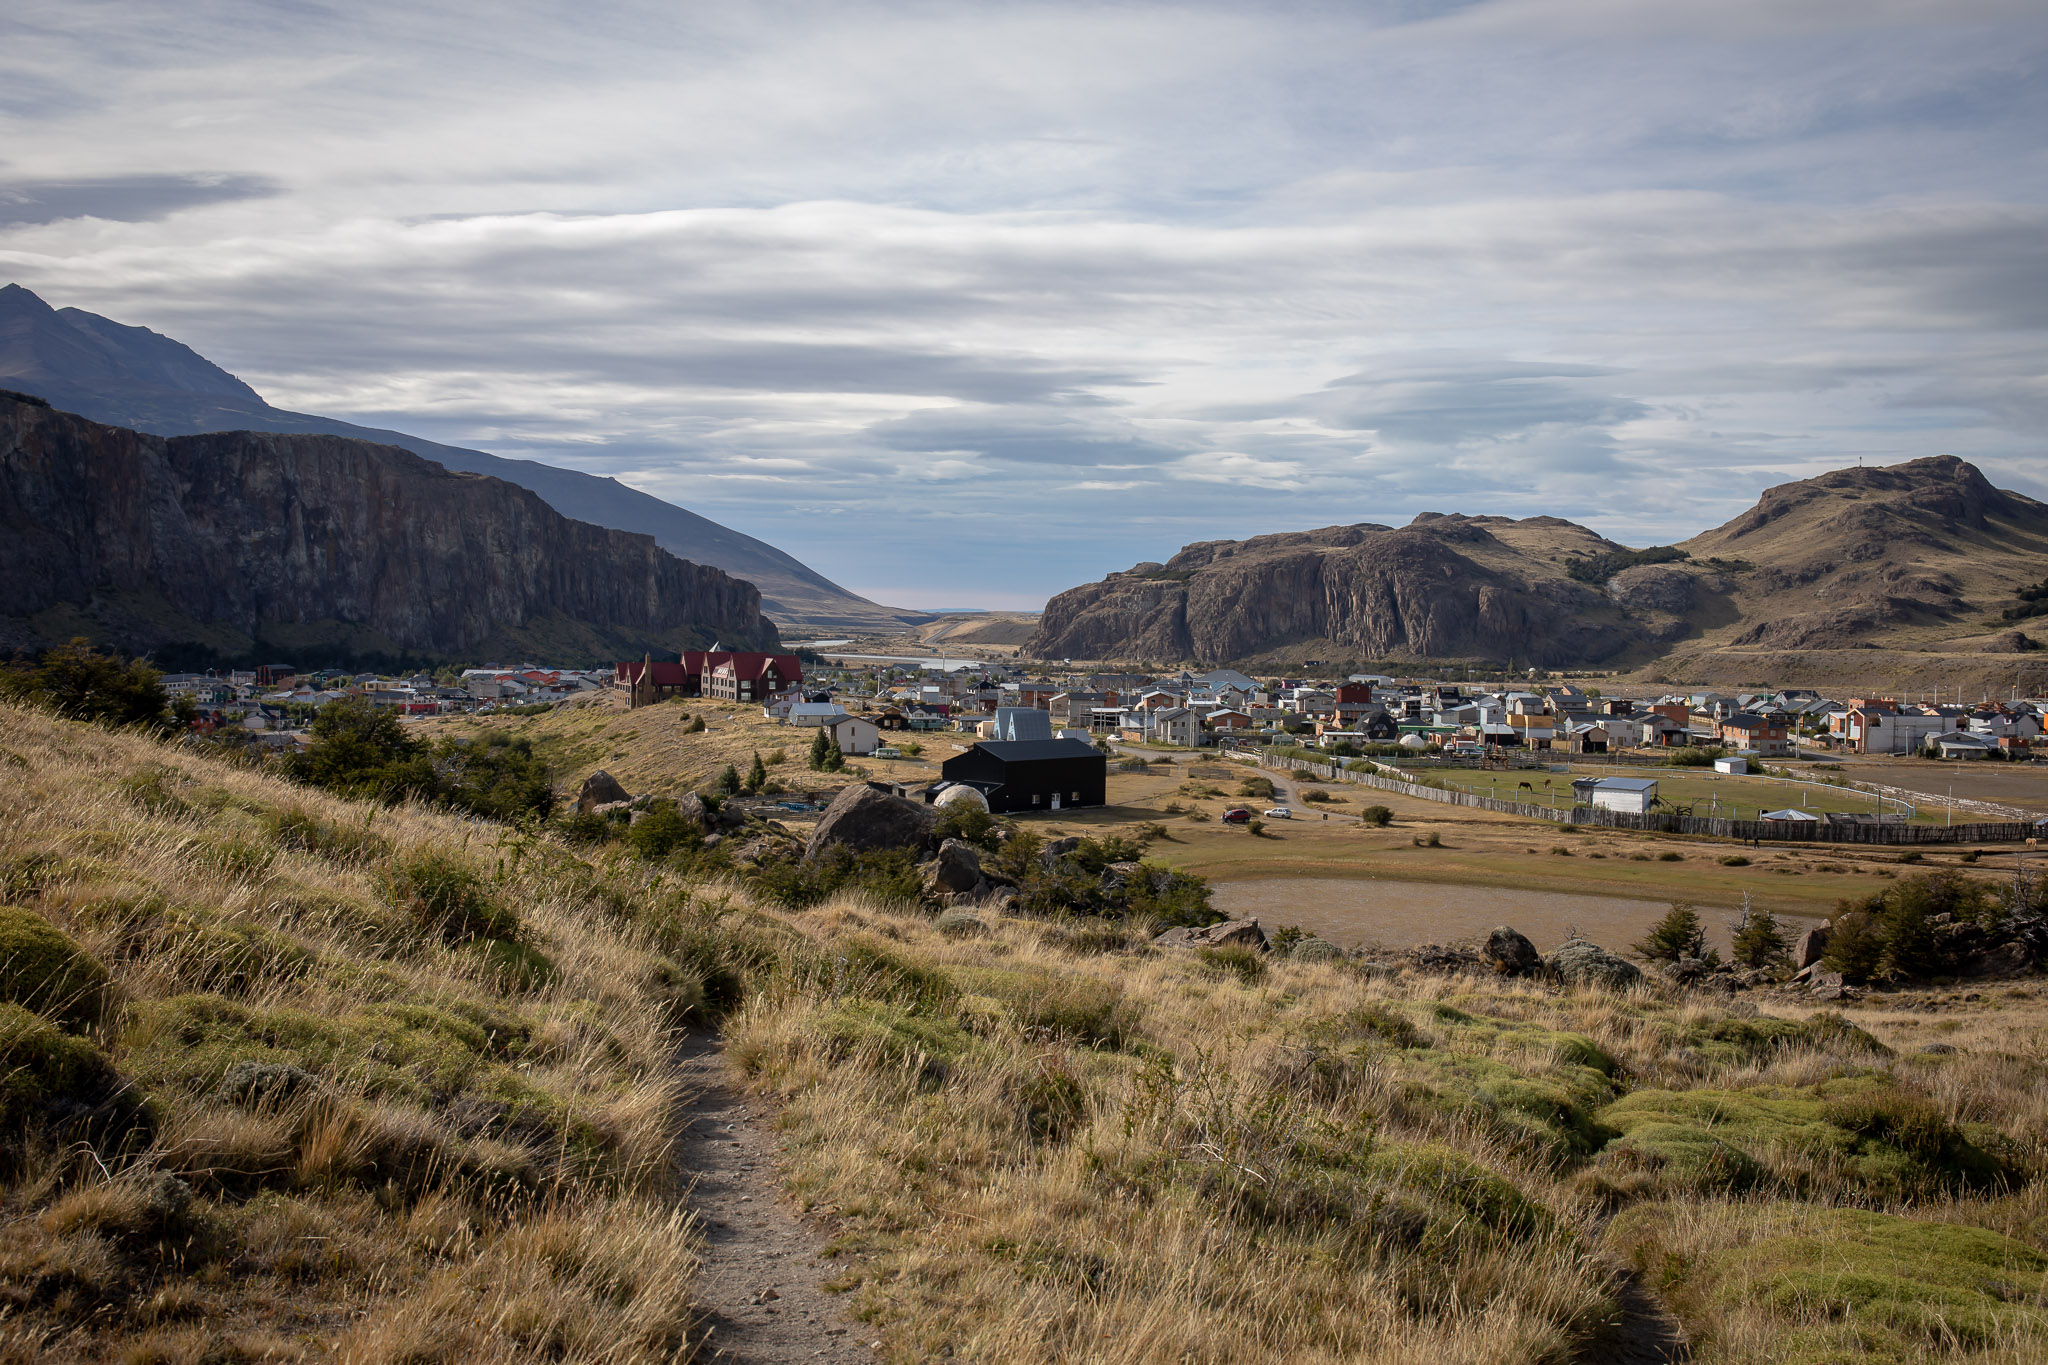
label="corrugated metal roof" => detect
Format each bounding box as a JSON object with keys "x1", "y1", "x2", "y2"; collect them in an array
[{"x1": 971, "y1": 739, "x2": 1103, "y2": 762}]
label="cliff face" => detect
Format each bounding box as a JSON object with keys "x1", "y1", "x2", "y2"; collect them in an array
[
  {"x1": 0, "y1": 392, "x2": 778, "y2": 664},
  {"x1": 1033, "y1": 518, "x2": 1656, "y2": 666}
]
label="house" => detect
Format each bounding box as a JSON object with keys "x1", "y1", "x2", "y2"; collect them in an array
[
  {"x1": 825, "y1": 714, "x2": 881, "y2": 757},
  {"x1": 1571, "y1": 776, "x2": 1659, "y2": 814},
  {"x1": 1718, "y1": 714, "x2": 1791, "y2": 757},
  {"x1": 1151, "y1": 707, "x2": 1201, "y2": 747},
  {"x1": 1558, "y1": 721, "x2": 1610, "y2": 755},
  {"x1": 1507, "y1": 713, "x2": 1555, "y2": 748},
  {"x1": 1205, "y1": 708, "x2": 1254, "y2": 733},
  {"x1": 1714, "y1": 755, "x2": 1749, "y2": 775},
  {"x1": 1929, "y1": 731, "x2": 1996, "y2": 760},
  {"x1": 940, "y1": 739, "x2": 1109, "y2": 814},
  {"x1": 787, "y1": 702, "x2": 849, "y2": 727}
]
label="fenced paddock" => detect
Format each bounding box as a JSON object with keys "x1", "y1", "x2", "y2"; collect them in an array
[{"x1": 1241, "y1": 751, "x2": 2036, "y2": 847}]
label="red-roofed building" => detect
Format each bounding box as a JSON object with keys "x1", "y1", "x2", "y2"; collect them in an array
[{"x1": 617, "y1": 651, "x2": 804, "y2": 708}]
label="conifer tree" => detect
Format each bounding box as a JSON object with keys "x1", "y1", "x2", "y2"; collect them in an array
[{"x1": 746, "y1": 751, "x2": 768, "y2": 794}]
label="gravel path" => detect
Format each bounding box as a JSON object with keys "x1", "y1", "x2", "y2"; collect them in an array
[{"x1": 675, "y1": 1031, "x2": 874, "y2": 1364}]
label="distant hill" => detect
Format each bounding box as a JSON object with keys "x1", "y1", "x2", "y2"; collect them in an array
[
  {"x1": 0, "y1": 283, "x2": 923, "y2": 633},
  {"x1": 1030, "y1": 456, "x2": 2048, "y2": 673},
  {"x1": 0, "y1": 391, "x2": 778, "y2": 669}
]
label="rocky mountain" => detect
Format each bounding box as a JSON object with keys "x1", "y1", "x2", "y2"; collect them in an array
[
  {"x1": 0, "y1": 283, "x2": 920, "y2": 632},
  {"x1": 0, "y1": 390, "x2": 778, "y2": 668},
  {"x1": 1031, "y1": 456, "x2": 2048, "y2": 669}
]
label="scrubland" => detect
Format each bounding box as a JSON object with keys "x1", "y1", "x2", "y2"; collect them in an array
[{"x1": 4, "y1": 699, "x2": 2048, "y2": 1363}]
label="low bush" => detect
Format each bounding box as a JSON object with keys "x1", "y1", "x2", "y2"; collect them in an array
[
  {"x1": 1358, "y1": 804, "x2": 1393, "y2": 826},
  {"x1": 379, "y1": 848, "x2": 518, "y2": 944},
  {"x1": 0, "y1": 906, "x2": 114, "y2": 1030}
]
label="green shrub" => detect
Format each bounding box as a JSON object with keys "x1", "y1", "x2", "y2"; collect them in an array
[
  {"x1": 1634, "y1": 904, "x2": 1707, "y2": 963},
  {"x1": 0, "y1": 638, "x2": 177, "y2": 730},
  {"x1": 1730, "y1": 908, "x2": 1790, "y2": 968},
  {"x1": 624, "y1": 799, "x2": 704, "y2": 862},
  {"x1": 1657, "y1": 851, "x2": 1683, "y2": 862},
  {"x1": 1196, "y1": 944, "x2": 1268, "y2": 985},
  {"x1": 1359, "y1": 805, "x2": 1393, "y2": 826},
  {"x1": 263, "y1": 806, "x2": 390, "y2": 863},
  {"x1": 465, "y1": 936, "x2": 556, "y2": 991},
  {"x1": 1821, "y1": 910, "x2": 1887, "y2": 984},
  {"x1": 1718, "y1": 854, "x2": 1750, "y2": 867},
  {"x1": 380, "y1": 848, "x2": 518, "y2": 943},
  {"x1": 933, "y1": 803, "x2": 999, "y2": 851},
  {"x1": 0, "y1": 905, "x2": 112, "y2": 1030}
]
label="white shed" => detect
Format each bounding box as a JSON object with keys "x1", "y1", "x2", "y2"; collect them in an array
[
  {"x1": 1713, "y1": 756, "x2": 1749, "y2": 775},
  {"x1": 1573, "y1": 776, "x2": 1659, "y2": 814}
]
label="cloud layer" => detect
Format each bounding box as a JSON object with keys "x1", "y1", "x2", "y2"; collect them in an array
[{"x1": 3, "y1": 0, "x2": 2044, "y2": 609}]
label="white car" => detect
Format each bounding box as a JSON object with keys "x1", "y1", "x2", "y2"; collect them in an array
[{"x1": 1264, "y1": 807, "x2": 1293, "y2": 819}]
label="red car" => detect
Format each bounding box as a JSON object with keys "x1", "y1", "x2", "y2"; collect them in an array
[{"x1": 1221, "y1": 807, "x2": 1254, "y2": 824}]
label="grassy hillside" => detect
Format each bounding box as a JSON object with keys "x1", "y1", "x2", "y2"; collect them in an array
[{"x1": 4, "y1": 701, "x2": 2047, "y2": 1363}]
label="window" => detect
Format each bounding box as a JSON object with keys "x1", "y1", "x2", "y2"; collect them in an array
[{"x1": 1032, "y1": 794, "x2": 1041, "y2": 806}]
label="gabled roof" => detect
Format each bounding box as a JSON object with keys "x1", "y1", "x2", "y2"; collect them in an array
[{"x1": 969, "y1": 739, "x2": 1103, "y2": 762}]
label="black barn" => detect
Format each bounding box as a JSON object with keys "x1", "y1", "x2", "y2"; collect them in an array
[{"x1": 939, "y1": 739, "x2": 1107, "y2": 814}]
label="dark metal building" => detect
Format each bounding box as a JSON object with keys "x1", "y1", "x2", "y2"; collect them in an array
[{"x1": 939, "y1": 738, "x2": 1107, "y2": 814}]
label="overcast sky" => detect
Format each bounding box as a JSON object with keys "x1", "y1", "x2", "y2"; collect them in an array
[{"x1": 4, "y1": 1, "x2": 2045, "y2": 610}]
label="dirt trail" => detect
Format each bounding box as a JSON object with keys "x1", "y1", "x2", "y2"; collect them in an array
[{"x1": 674, "y1": 1031, "x2": 872, "y2": 1364}]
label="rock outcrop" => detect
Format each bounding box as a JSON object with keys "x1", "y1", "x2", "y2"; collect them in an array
[
  {"x1": 1481, "y1": 926, "x2": 1540, "y2": 977},
  {"x1": 1544, "y1": 938, "x2": 1642, "y2": 990},
  {"x1": 1152, "y1": 919, "x2": 1269, "y2": 951},
  {"x1": 0, "y1": 392, "x2": 779, "y2": 664},
  {"x1": 804, "y1": 783, "x2": 936, "y2": 861},
  {"x1": 575, "y1": 771, "x2": 632, "y2": 814}
]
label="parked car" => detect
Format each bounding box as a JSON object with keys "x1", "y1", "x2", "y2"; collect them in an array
[
  {"x1": 1221, "y1": 807, "x2": 1254, "y2": 824},
  {"x1": 1264, "y1": 807, "x2": 1293, "y2": 819}
]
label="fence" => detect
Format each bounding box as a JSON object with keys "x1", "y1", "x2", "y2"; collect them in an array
[{"x1": 1244, "y1": 752, "x2": 2037, "y2": 847}]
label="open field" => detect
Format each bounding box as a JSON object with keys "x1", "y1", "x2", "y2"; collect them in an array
[
  {"x1": 1835, "y1": 755, "x2": 2048, "y2": 817},
  {"x1": 1431, "y1": 762, "x2": 1928, "y2": 822},
  {"x1": 413, "y1": 691, "x2": 969, "y2": 803}
]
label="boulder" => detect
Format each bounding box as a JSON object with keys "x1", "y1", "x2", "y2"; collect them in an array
[
  {"x1": 1792, "y1": 924, "x2": 1830, "y2": 970},
  {"x1": 575, "y1": 770, "x2": 632, "y2": 813},
  {"x1": 718, "y1": 801, "x2": 746, "y2": 829},
  {"x1": 933, "y1": 784, "x2": 990, "y2": 813},
  {"x1": 1480, "y1": 926, "x2": 1540, "y2": 977},
  {"x1": 1152, "y1": 918, "x2": 1269, "y2": 951},
  {"x1": 926, "y1": 839, "x2": 986, "y2": 895},
  {"x1": 1039, "y1": 836, "x2": 1082, "y2": 870},
  {"x1": 805, "y1": 782, "x2": 937, "y2": 861},
  {"x1": 1662, "y1": 956, "x2": 1712, "y2": 985},
  {"x1": 590, "y1": 799, "x2": 633, "y2": 820},
  {"x1": 1807, "y1": 969, "x2": 1851, "y2": 1001},
  {"x1": 1290, "y1": 938, "x2": 1344, "y2": 963},
  {"x1": 1544, "y1": 938, "x2": 1642, "y2": 991},
  {"x1": 676, "y1": 792, "x2": 713, "y2": 832},
  {"x1": 1963, "y1": 940, "x2": 2033, "y2": 979}
]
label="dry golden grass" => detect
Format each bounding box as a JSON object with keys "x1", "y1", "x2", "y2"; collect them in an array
[
  {"x1": 0, "y1": 703, "x2": 703, "y2": 1362},
  {"x1": 6, "y1": 699, "x2": 2048, "y2": 1364}
]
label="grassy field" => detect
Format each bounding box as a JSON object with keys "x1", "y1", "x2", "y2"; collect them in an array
[
  {"x1": 1017, "y1": 757, "x2": 2023, "y2": 924},
  {"x1": 414, "y1": 691, "x2": 969, "y2": 803},
  {"x1": 5, "y1": 701, "x2": 2048, "y2": 1363},
  {"x1": 1429, "y1": 763, "x2": 1928, "y2": 823}
]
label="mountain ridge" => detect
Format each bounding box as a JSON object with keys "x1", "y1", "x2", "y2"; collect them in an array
[
  {"x1": 0, "y1": 283, "x2": 920, "y2": 632},
  {"x1": 1031, "y1": 455, "x2": 2048, "y2": 672}
]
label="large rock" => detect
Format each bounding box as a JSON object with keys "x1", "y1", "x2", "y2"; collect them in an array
[
  {"x1": 1792, "y1": 924, "x2": 1830, "y2": 970},
  {"x1": 1544, "y1": 938, "x2": 1643, "y2": 990},
  {"x1": 926, "y1": 839, "x2": 985, "y2": 895},
  {"x1": 576, "y1": 770, "x2": 632, "y2": 813},
  {"x1": 1152, "y1": 918, "x2": 1268, "y2": 951},
  {"x1": 1480, "y1": 926, "x2": 1540, "y2": 976},
  {"x1": 805, "y1": 782, "x2": 936, "y2": 861}
]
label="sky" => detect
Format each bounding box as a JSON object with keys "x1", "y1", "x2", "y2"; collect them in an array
[{"x1": 3, "y1": 1, "x2": 2045, "y2": 611}]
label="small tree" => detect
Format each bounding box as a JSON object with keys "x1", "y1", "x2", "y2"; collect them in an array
[
  {"x1": 1359, "y1": 805, "x2": 1393, "y2": 827},
  {"x1": 0, "y1": 638, "x2": 174, "y2": 730},
  {"x1": 746, "y1": 751, "x2": 768, "y2": 794},
  {"x1": 823, "y1": 735, "x2": 845, "y2": 772},
  {"x1": 1730, "y1": 903, "x2": 1789, "y2": 968},
  {"x1": 1635, "y1": 903, "x2": 1707, "y2": 962},
  {"x1": 808, "y1": 728, "x2": 831, "y2": 771},
  {"x1": 686, "y1": 716, "x2": 707, "y2": 734},
  {"x1": 1822, "y1": 907, "x2": 1887, "y2": 984},
  {"x1": 714, "y1": 763, "x2": 741, "y2": 796}
]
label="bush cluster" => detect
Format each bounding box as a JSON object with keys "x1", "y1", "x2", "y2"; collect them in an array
[{"x1": 282, "y1": 698, "x2": 555, "y2": 821}]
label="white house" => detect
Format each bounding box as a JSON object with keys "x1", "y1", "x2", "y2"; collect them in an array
[
  {"x1": 825, "y1": 714, "x2": 881, "y2": 757},
  {"x1": 1151, "y1": 707, "x2": 1202, "y2": 747},
  {"x1": 788, "y1": 702, "x2": 849, "y2": 727}
]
